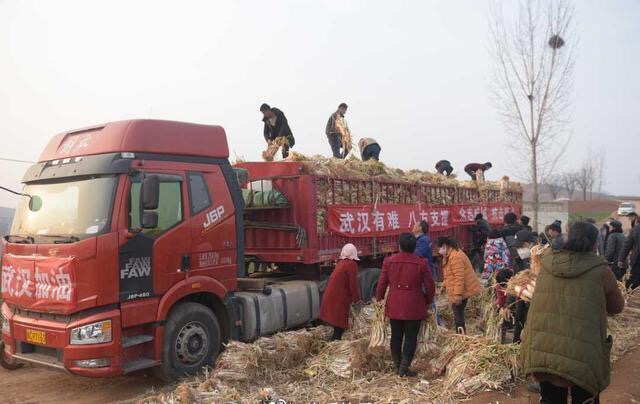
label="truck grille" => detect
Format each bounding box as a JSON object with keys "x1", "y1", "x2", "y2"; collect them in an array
[{"x1": 13, "y1": 308, "x2": 71, "y2": 323}]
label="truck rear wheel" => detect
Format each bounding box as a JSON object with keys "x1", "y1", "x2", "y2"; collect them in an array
[
  {"x1": 154, "y1": 302, "x2": 221, "y2": 381},
  {"x1": 0, "y1": 341, "x2": 23, "y2": 370}
]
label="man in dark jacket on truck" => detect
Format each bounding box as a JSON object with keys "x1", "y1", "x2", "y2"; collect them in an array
[
  {"x1": 435, "y1": 160, "x2": 453, "y2": 176},
  {"x1": 464, "y1": 162, "x2": 492, "y2": 180},
  {"x1": 326, "y1": 103, "x2": 349, "y2": 158},
  {"x1": 358, "y1": 138, "x2": 381, "y2": 161},
  {"x1": 619, "y1": 220, "x2": 640, "y2": 289},
  {"x1": 261, "y1": 103, "x2": 295, "y2": 159}
]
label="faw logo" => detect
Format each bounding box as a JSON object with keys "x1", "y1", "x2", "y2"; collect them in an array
[
  {"x1": 120, "y1": 257, "x2": 151, "y2": 279},
  {"x1": 203, "y1": 205, "x2": 225, "y2": 230}
]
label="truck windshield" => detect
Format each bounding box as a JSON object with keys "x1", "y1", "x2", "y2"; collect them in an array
[{"x1": 11, "y1": 176, "x2": 117, "y2": 242}]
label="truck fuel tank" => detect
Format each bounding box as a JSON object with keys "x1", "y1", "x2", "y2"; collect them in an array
[{"x1": 235, "y1": 280, "x2": 320, "y2": 342}]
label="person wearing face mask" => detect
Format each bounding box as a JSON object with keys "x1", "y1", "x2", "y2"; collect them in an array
[{"x1": 438, "y1": 236, "x2": 482, "y2": 334}]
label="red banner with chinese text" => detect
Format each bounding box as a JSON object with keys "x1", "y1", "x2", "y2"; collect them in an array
[
  {"x1": 328, "y1": 203, "x2": 521, "y2": 237},
  {"x1": 1, "y1": 254, "x2": 77, "y2": 313}
]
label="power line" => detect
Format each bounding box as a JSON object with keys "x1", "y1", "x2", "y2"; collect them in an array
[{"x1": 0, "y1": 157, "x2": 34, "y2": 164}]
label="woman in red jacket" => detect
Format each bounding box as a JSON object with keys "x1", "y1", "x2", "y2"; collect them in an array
[
  {"x1": 319, "y1": 243, "x2": 362, "y2": 340},
  {"x1": 375, "y1": 233, "x2": 436, "y2": 377}
]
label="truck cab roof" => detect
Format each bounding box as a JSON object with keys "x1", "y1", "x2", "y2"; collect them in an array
[{"x1": 38, "y1": 119, "x2": 229, "y2": 162}]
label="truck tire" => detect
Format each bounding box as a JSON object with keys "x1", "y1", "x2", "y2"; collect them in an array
[
  {"x1": 0, "y1": 341, "x2": 23, "y2": 370},
  {"x1": 358, "y1": 268, "x2": 381, "y2": 302},
  {"x1": 154, "y1": 302, "x2": 221, "y2": 381}
]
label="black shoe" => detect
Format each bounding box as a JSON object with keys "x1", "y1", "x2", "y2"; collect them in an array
[
  {"x1": 398, "y1": 355, "x2": 417, "y2": 377},
  {"x1": 392, "y1": 353, "x2": 401, "y2": 374}
]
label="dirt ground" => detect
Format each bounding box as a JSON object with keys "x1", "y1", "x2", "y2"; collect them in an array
[
  {"x1": 0, "y1": 366, "x2": 160, "y2": 404},
  {"x1": 1, "y1": 342, "x2": 639, "y2": 403}
]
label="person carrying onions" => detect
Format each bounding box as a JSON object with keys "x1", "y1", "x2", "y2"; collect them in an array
[
  {"x1": 437, "y1": 236, "x2": 482, "y2": 334},
  {"x1": 375, "y1": 233, "x2": 435, "y2": 377},
  {"x1": 319, "y1": 243, "x2": 362, "y2": 341}
]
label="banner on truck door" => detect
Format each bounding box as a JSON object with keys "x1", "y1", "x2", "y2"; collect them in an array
[
  {"x1": 327, "y1": 203, "x2": 521, "y2": 237},
  {"x1": 1, "y1": 254, "x2": 76, "y2": 312}
]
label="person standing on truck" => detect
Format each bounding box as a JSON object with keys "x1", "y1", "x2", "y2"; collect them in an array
[
  {"x1": 438, "y1": 236, "x2": 482, "y2": 334},
  {"x1": 358, "y1": 138, "x2": 381, "y2": 162},
  {"x1": 260, "y1": 103, "x2": 295, "y2": 160},
  {"x1": 435, "y1": 160, "x2": 453, "y2": 176},
  {"x1": 319, "y1": 243, "x2": 362, "y2": 341},
  {"x1": 464, "y1": 162, "x2": 492, "y2": 180},
  {"x1": 521, "y1": 221, "x2": 624, "y2": 404},
  {"x1": 375, "y1": 233, "x2": 435, "y2": 377},
  {"x1": 326, "y1": 103, "x2": 349, "y2": 158}
]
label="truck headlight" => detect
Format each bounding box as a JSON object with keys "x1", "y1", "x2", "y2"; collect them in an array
[
  {"x1": 1, "y1": 313, "x2": 9, "y2": 334},
  {"x1": 70, "y1": 320, "x2": 112, "y2": 345}
]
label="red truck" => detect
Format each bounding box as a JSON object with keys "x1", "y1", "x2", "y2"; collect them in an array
[{"x1": 0, "y1": 120, "x2": 521, "y2": 380}]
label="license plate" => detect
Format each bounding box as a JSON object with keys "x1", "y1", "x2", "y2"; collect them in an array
[{"x1": 26, "y1": 329, "x2": 47, "y2": 345}]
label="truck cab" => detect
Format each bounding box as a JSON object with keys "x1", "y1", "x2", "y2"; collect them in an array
[{"x1": 1, "y1": 120, "x2": 244, "y2": 380}]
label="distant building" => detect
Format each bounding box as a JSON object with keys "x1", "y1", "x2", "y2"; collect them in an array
[{"x1": 523, "y1": 200, "x2": 569, "y2": 234}]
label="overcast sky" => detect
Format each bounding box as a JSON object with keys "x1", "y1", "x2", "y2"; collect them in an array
[{"x1": 0, "y1": 0, "x2": 638, "y2": 208}]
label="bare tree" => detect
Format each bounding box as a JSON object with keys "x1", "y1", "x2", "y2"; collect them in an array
[
  {"x1": 546, "y1": 174, "x2": 563, "y2": 199},
  {"x1": 562, "y1": 171, "x2": 577, "y2": 199},
  {"x1": 489, "y1": 0, "x2": 576, "y2": 231},
  {"x1": 595, "y1": 149, "x2": 606, "y2": 195},
  {"x1": 575, "y1": 159, "x2": 596, "y2": 201}
]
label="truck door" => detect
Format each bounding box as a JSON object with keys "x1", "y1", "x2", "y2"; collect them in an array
[
  {"x1": 122, "y1": 172, "x2": 191, "y2": 301},
  {"x1": 186, "y1": 169, "x2": 237, "y2": 289}
]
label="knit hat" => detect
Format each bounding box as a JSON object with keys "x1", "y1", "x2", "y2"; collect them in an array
[
  {"x1": 548, "y1": 220, "x2": 562, "y2": 233},
  {"x1": 610, "y1": 220, "x2": 623, "y2": 230}
]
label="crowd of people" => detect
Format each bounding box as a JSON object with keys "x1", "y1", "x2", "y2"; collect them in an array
[{"x1": 317, "y1": 209, "x2": 634, "y2": 403}]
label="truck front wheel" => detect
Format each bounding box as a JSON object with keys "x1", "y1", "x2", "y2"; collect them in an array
[
  {"x1": 0, "y1": 341, "x2": 23, "y2": 370},
  {"x1": 154, "y1": 302, "x2": 221, "y2": 381}
]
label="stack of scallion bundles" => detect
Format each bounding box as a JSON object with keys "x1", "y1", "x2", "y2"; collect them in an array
[{"x1": 506, "y1": 270, "x2": 537, "y2": 302}]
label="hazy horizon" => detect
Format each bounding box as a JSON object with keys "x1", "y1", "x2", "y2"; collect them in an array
[{"x1": 0, "y1": 0, "x2": 638, "y2": 208}]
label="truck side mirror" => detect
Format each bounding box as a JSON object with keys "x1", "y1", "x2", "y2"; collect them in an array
[
  {"x1": 141, "y1": 211, "x2": 159, "y2": 229},
  {"x1": 141, "y1": 175, "x2": 160, "y2": 210}
]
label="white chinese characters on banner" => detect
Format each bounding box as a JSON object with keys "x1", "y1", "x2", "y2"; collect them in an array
[
  {"x1": 339, "y1": 212, "x2": 355, "y2": 233},
  {"x1": 373, "y1": 211, "x2": 385, "y2": 231},
  {"x1": 328, "y1": 203, "x2": 521, "y2": 237},
  {"x1": 387, "y1": 211, "x2": 400, "y2": 230},
  {"x1": 357, "y1": 212, "x2": 371, "y2": 232},
  {"x1": 1, "y1": 260, "x2": 75, "y2": 305}
]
